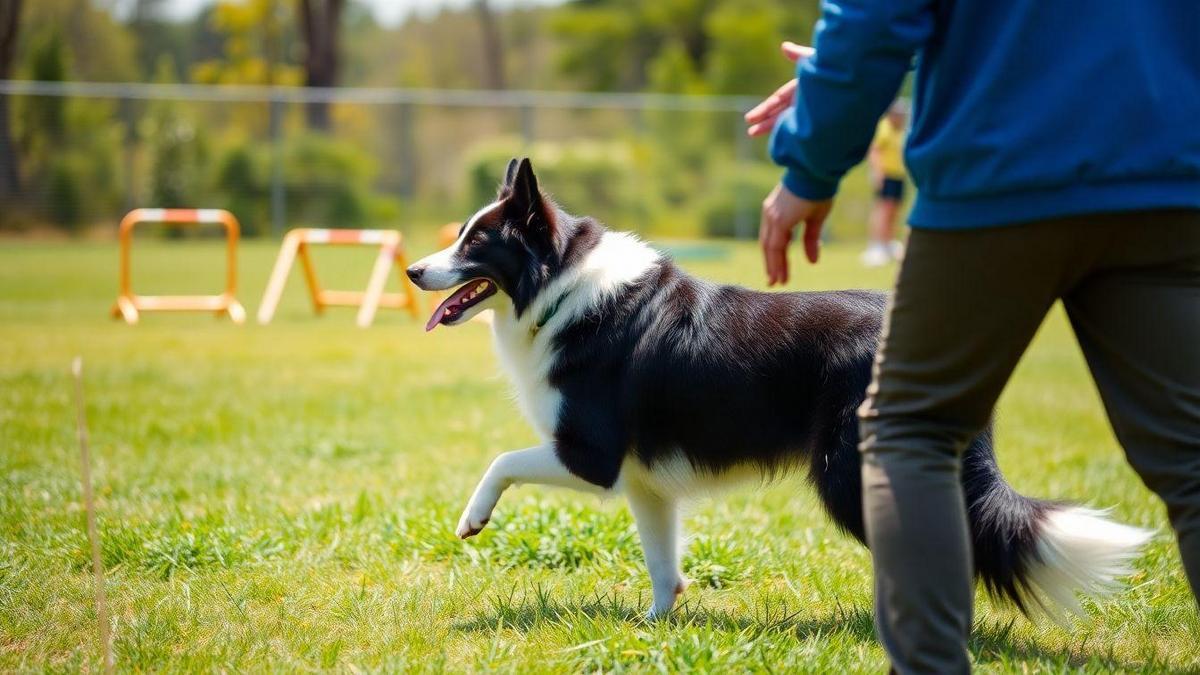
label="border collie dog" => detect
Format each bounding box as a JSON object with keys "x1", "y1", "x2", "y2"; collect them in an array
[{"x1": 407, "y1": 158, "x2": 1150, "y2": 619}]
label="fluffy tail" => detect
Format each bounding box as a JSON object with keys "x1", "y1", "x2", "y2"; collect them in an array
[{"x1": 964, "y1": 446, "x2": 1152, "y2": 619}]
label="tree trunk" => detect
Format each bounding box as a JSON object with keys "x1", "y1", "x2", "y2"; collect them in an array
[
  {"x1": 0, "y1": 0, "x2": 23, "y2": 198},
  {"x1": 474, "y1": 0, "x2": 505, "y2": 90},
  {"x1": 297, "y1": 0, "x2": 343, "y2": 132}
]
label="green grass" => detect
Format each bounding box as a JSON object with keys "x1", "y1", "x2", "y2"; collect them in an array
[{"x1": 1, "y1": 236, "x2": 1197, "y2": 673}]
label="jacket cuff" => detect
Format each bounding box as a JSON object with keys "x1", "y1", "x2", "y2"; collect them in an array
[{"x1": 781, "y1": 167, "x2": 839, "y2": 201}]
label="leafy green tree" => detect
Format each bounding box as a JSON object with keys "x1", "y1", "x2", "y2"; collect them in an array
[
  {"x1": 704, "y1": 0, "x2": 786, "y2": 96},
  {"x1": 551, "y1": 0, "x2": 818, "y2": 95},
  {"x1": 647, "y1": 40, "x2": 707, "y2": 95},
  {"x1": 2, "y1": 4, "x2": 137, "y2": 231},
  {"x1": 191, "y1": 0, "x2": 300, "y2": 87},
  {"x1": 475, "y1": 0, "x2": 506, "y2": 89},
  {"x1": 297, "y1": 0, "x2": 346, "y2": 131},
  {"x1": 130, "y1": 0, "x2": 186, "y2": 80},
  {"x1": 191, "y1": 0, "x2": 302, "y2": 137},
  {"x1": 142, "y1": 56, "x2": 209, "y2": 212},
  {"x1": 23, "y1": 30, "x2": 67, "y2": 144},
  {"x1": 550, "y1": 0, "x2": 713, "y2": 92},
  {"x1": 20, "y1": 0, "x2": 138, "y2": 82},
  {"x1": 145, "y1": 106, "x2": 208, "y2": 209},
  {"x1": 550, "y1": 3, "x2": 645, "y2": 91}
]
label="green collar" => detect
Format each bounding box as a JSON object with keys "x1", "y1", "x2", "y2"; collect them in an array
[{"x1": 532, "y1": 289, "x2": 571, "y2": 335}]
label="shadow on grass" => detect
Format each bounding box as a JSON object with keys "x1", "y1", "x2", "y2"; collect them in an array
[
  {"x1": 968, "y1": 619, "x2": 1188, "y2": 674},
  {"x1": 455, "y1": 585, "x2": 1181, "y2": 672},
  {"x1": 455, "y1": 585, "x2": 877, "y2": 643}
]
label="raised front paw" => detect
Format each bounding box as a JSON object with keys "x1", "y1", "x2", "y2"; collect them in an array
[{"x1": 455, "y1": 505, "x2": 492, "y2": 539}]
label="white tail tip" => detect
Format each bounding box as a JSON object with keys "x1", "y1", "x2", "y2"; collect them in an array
[{"x1": 1028, "y1": 507, "x2": 1153, "y2": 619}]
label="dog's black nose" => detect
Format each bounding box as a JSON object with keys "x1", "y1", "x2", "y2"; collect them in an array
[{"x1": 406, "y1": 266, "x2": 424, "y2": 283}]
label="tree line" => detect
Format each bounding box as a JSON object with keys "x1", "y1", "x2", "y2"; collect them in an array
[{"x1": 0, "y1": 0, "x2": 826, "y2": 236}]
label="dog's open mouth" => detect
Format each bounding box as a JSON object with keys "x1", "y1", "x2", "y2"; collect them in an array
[{"x1": 425, "y1": 278, "x2": 498, "y2": 331}]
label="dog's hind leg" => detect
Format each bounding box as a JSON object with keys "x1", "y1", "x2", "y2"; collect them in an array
[
  {"x1": 455, "y1": 444, "x2": 609, "y2": 539},
  {"x1": 625, "y1": 485, "x2": 688, "y2": 619}
]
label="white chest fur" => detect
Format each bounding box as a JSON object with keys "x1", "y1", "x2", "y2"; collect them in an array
[
  {"x1": 491, "y1": 312, "x2": 562, "y2": 441},
  {"x1": 487, "y1": 231, "x2": 661, "y2": 443},
  {"x1": 487, "y1": 228, "x2": 772, "y2": 502}
]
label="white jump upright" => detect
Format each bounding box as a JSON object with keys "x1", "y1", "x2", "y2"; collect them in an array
[{"x1": 257, "y1": 228, "x2": 421, "y2": 328}]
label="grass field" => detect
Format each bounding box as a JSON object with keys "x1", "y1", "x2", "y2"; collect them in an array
[{"x1": 2, "y1": 236, "x2": 1197, "y2": 673}]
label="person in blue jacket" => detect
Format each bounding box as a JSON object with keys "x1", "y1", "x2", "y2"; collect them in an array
[{"x1": 745, "y1": 2, "x2": 1199, "y2": 672}]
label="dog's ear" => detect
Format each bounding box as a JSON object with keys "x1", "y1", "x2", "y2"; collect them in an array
[
  {"x1": 508, "y1": 158, "x2": 551, "y2": 223},
  {"x1": 497, "y1": 157, "x2": 520, "y2": 199},
  {"x1": 506, "y1": 157, "x2": 556, "y2": 251},
  {"x1": 503, "y1": 157, "x2": 519, "y2": 188},
  {"x1": 510, "y1": 158, "x2": 540, "y2": 212}
]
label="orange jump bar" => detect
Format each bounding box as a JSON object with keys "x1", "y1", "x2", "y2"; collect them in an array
[{"x1": 111, "y1": 208, "x2": 247, "y2": 325}]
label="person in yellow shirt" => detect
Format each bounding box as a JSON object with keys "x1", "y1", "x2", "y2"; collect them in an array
[{"x1": 863, "y1": 100, "x2": 909, "y2": 266}]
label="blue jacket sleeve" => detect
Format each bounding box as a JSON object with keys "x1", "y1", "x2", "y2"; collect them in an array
[{"x1": 769, "y1": 0, "x2": 934, "y2": 200}]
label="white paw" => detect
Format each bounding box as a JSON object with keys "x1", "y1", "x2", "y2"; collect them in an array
[
  {"x1": 455, "y1": 500, "x2": 495, "y2": 539},
  {"x1": 645, "y1": 604, "x2": 671, "y2": 620},
  {"x1": 644, "y1": 576, "x2": 690, "y2": 619}
]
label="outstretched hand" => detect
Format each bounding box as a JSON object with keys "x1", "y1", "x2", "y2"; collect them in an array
[
  {"x1": 760, "y1": 183, "x2": 833, "y2": 285},
  {"x1": 744, "y1": 42, "x2": 814, "y2": 137}
]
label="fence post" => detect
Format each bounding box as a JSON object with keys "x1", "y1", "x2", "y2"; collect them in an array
[{"x1": 269, "y1": 97, "x2": 285, "y2": 238}]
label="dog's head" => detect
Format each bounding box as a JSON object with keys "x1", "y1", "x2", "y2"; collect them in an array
[{"x1": 408, "y1": 158, "x2": 565, "y2": 331}]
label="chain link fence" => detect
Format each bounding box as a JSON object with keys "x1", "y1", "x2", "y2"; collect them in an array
[{"x1": 0, "y1": 81, "x2": 813, "y2": 241}]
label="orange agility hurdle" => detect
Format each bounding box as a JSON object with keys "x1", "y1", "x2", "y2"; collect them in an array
[
  {"x1": 111, "y1": 208, "x2": 247, "y2": 325},
  {"x1": 257, "y1": 228, "x2": 421, "y2": 328}
]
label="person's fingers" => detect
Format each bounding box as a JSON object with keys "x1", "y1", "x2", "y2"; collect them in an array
[
  {"x1": 760, "y1": 234, "x2": 777, "y2": 285},
  {"x1": 759, "y1": 207, "x2": 779, "y2": 285},
  {"x1": 781, "y1": 42, "x2": 815, "y2": 63},
  {"x1": 743, "y1": 103, "x2": 773, "y2": 126},
  {"x1": 760, "y1": 215, "x2": 793, "y2": 286},
  {"x1": 760, "y1": 225, "x2": 778, "y2": 285},
  {"x1": 767, "y1": 233, "x2": 789, "y2": 285},
  {"x1": 775, "y1": 240, "x2": 790, "y2": 285},
  {"x1": 743, "y1": 44, "x2": 810, "y2": 139},
  {"x1": 744, "y1": 94, "x2": 772, "y2": 123},
  {"x1": 802, "y1": 204, "x2": 831, "y2": 264},
  {"x1": 759, "y1": 80, "x2": 796, "y2": 117},
  {"x1": 744, "y1": 79, "x2": 796, "y2": 124},
  {"x1": 802, "y1": 220, "x2": 821, "y2": 264},
  {"x1": 747, "y1": 118, "x2": 778, "y2": 137},
  {"x1": 776, "y1": 228, "x2": 791, "y2": 284}
]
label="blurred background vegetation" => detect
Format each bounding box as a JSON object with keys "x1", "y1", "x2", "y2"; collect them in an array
[{"x1": 0, "y1": 0, "x2": 892, "y2": 241}]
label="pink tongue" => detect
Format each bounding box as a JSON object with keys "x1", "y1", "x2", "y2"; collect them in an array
[{"x1": 425, "y1": 283, "x2": 477, "y2": 332}]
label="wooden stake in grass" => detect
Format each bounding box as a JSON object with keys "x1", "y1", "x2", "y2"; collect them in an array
[{"x1": 72, "y1": 357, "x2": 114, "y2": 675}]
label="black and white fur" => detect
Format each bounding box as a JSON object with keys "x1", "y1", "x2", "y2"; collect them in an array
[{"x1": 407, "y1": 158, "x2": 1150, "y2": 620}]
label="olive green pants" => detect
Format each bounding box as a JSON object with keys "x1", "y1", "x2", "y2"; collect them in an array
[{"x1": 859, "y1": 209, "x2": 1200, "y2": 674}]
